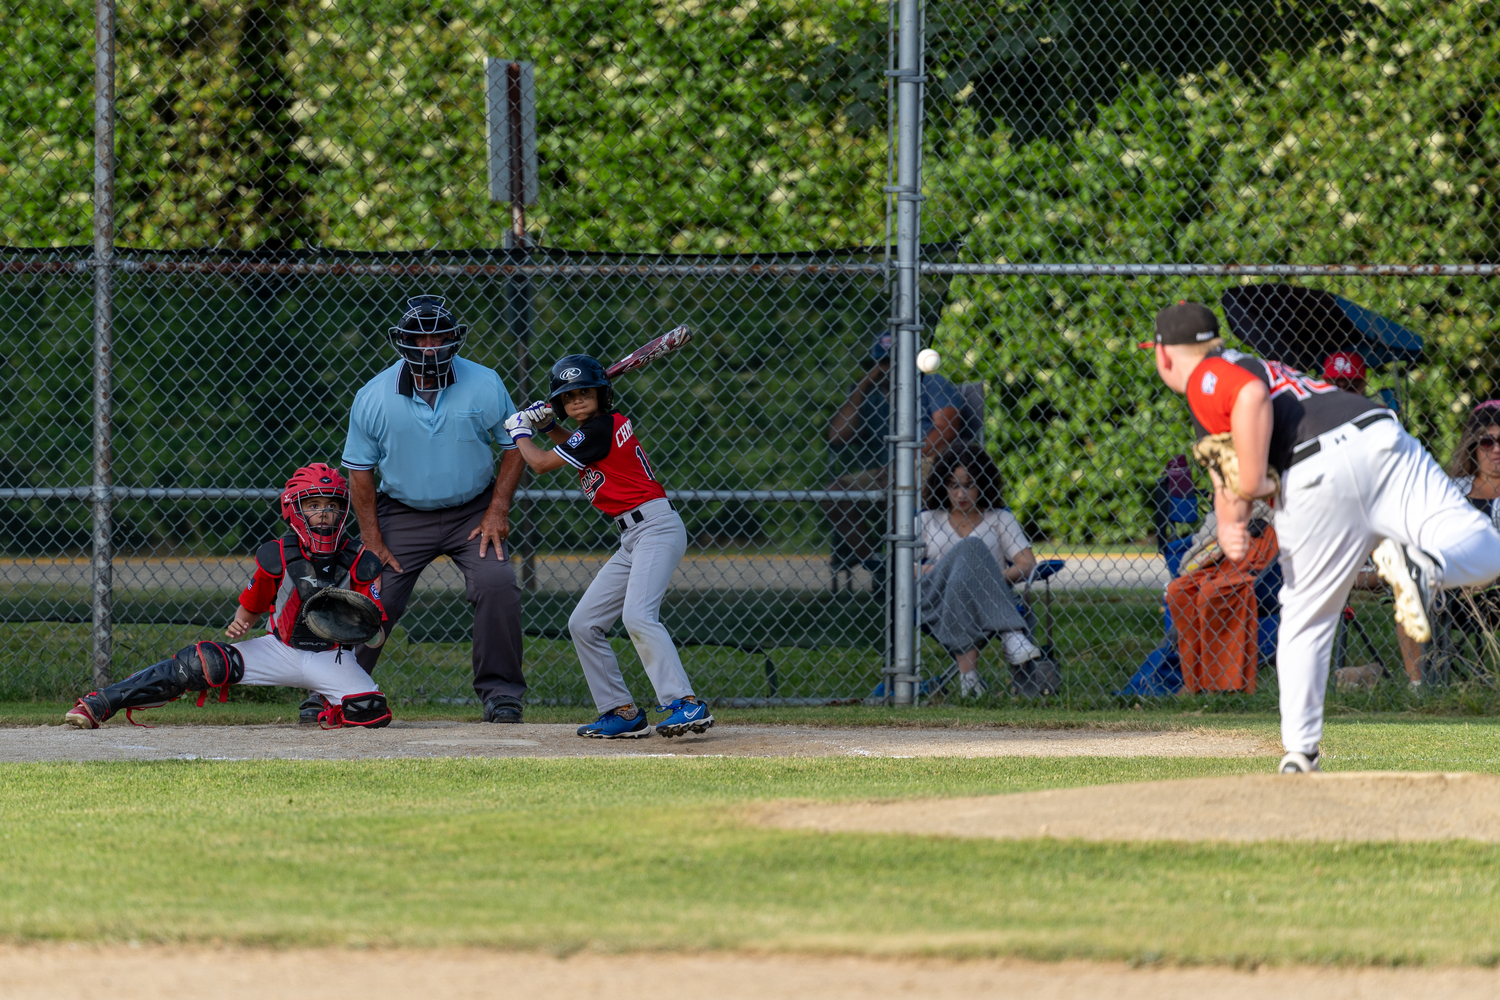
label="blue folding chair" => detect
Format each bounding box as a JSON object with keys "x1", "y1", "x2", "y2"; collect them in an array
[
  {"x1": 1021, "y1": 558, "x2": 1066, "y2": 655},
  {"x1": 1121, "y1": 495, "x2": 1201, "y2": 697}
]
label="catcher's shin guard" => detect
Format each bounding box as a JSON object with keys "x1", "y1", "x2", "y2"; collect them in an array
[
  {"x1": 172, "y1": 641, "x2": 246, "y2": 706},
  {"x1": 339, "y1": 691, "x2": 392, "y2": 728},
  {"x1": 317, "y1": 691, "x2": 392, "y2": 729},
  {"x1": 67, "y1": 641, "x2": 247, "y2": 727},
  {"x1": 74, "y1": 658, "x2": 192, "y2": 726}
]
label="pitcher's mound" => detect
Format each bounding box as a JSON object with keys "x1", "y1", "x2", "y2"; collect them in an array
[{"x1": 760, "y1": 772, "x2": 1500, "y2": 842}]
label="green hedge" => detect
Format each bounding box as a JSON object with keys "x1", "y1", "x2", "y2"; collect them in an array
[
  {"x1": 927, "y1": 0, "x2": 1500, "y2": 541},
  {"x1": 4, "y1": 0, "x2": 1498, "y2": 545}
]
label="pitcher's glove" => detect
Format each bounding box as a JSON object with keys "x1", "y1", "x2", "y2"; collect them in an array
[
  {"x1": 303, "y1": 587, "x2": 384, "y2": 647},
  {"x1": 1193, "y1": 433, "x2": 1281, "y2": 502}
]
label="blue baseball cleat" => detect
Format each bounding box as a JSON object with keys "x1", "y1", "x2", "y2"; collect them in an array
[
  {"x1": 577, "y1": 707, "x2": 652, "y2": 739},
  {"x1": 654, "y1": 698, "x2": 714, "y2": 738}
]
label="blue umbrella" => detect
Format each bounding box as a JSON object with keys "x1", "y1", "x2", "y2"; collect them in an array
[
  {"x1": 1221, "y1": 284, "x2": 1424, "y2": 371},
  {"x1": 1329, "y1": 294, "x2": 1424, "y2": 367}
]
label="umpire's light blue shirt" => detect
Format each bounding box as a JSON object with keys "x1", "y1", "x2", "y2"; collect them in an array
[{"x1": 342, "y1": 357, "x2": 518, "y2": 510}]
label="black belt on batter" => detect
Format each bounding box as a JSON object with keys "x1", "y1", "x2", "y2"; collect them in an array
[
  {"x1": 1287, "y1": 410, "x2": 1394, "y2": 468},
  {"x1": 616, "y1": 500, "x2": 674, "y2": 531}
]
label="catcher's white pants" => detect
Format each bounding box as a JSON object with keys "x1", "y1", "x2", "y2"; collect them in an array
[
  {"x1": 1276, "y1": 415, "x2": 1500, "y2": 754},
  {"x1": 569, "y1": 499, "x2": 694, "y2": 713},
  {"x1": 235, "y1": 633, "x2": 379, "y2": 701}
]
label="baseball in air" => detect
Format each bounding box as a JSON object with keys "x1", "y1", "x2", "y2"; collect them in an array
[{"x1": 917, "y1": 348, "x2": 942, "y2": 373}]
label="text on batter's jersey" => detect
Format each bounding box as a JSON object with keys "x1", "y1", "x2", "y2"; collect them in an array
[{"x1": 554, "y1": 411, "x2": 667, "y2": 517}]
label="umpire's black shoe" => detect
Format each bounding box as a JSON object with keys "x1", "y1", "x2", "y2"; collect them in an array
[
  {"x1": 483, "y1": 695, "x2": 524, "y2": 724},
  {"x1": 298, "y1": 695, "x2": 325, "y2": 725}
]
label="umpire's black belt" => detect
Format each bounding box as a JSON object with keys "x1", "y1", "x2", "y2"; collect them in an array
[
  {"x1": 616, "y1": 499, "x2": 675, "y2": 532},
  {"x1": 1288, "y1": 410, "x2": 1395, "y2": 468}
]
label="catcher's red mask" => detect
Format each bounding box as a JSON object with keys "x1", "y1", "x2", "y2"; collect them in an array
[{"x1": 280, "y1": 463, "x2": 351, "y2": 556}]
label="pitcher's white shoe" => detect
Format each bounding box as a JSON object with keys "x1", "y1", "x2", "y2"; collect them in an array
[
  {"x1": 1278, "y1": 750, "x2": 1321, "y2": 773},
  {"x1": 1372, "y1": 539, "x2": 1437, "y2": 643}
]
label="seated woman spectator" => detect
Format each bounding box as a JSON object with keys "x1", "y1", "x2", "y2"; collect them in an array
[
  {"x1": 1444, "y1": 399, "x2": 1500, "y2": 638},
  {"x1": 917, "y1": 445, "x2": 1060, "y2": 698}
]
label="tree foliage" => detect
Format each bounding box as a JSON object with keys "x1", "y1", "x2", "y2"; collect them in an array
[
  {"x1": 929, "y1": 0, "x2": 1500, "y2": 542},
  {"x1": 2, "y1": 0, "x2": 1499, "y2": 547}
]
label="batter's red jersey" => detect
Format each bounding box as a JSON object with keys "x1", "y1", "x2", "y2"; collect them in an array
[{"x1": 555, "y1": 411, "x2": 667, "y2": 517}]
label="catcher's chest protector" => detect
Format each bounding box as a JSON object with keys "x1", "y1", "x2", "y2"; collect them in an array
[{"x1": 261, "y1": 535, "x2": 373, "y2": 650}]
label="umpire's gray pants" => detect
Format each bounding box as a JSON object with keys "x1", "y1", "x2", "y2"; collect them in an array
[
  {"x1": 354, "y1": 485, "x2": 526, "y2": 704},
  {"x1": 569, "y1": 498, "x2": 694, "y2": 713}
]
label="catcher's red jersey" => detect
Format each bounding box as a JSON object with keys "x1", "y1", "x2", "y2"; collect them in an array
[
  {"x1": 240, "y1": 534, "x2": 386, "y2": 651},
  {"x1": 555, "y1": 411, "x2": 667, "y2": 517}
]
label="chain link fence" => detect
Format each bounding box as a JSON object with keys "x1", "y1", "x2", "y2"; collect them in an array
[{"x1": 3, "y1": 0, "x2": 1498, "y2": 709}]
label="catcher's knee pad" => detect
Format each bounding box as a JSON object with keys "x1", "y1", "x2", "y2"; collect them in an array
[
  {"x1": 172, "y1": 641, "x2": 245, "y2": 704},
  {"x1": 339, "y1": 691, "x2": 391, "y2": 728}
]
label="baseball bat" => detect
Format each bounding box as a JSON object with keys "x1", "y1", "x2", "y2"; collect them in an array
[{"x1": 604, "y1": 324, "x2": 693, "y2": 379}]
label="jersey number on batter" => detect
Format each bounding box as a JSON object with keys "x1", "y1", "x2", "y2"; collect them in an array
[
  {"x1": 581, "y1": 468, "x2": 606, "y2": 501},
  {"x1": 635, "y1": 446, "x2": 657, "y2": 482}
]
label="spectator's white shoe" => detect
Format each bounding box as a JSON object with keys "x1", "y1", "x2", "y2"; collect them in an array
[
  {"x1": 1372, "y1": 539, "x2": 1437, "y2": 643},
  {"x1": 1278, "y1": 750, "x2": 1321, "y2": 773},
  {"x1": 1000, "y1": 631, "x2": 1042, "y2": 664},
  {"x1": 959, "y1": 671, "x2": 988, "y2": 698}
]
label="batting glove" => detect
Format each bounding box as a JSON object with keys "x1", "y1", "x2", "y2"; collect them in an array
[
  {"x1": 522, "y1": 399, "x2": 557, "y2": 433},
  {"x1": 502, "y1": 411, "x2": 534, "y2": 440}
]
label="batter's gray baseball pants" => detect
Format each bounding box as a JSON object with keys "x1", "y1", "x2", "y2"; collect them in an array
[{"x1": 569, "y1": 497, "x2": 694, "y2": 713}]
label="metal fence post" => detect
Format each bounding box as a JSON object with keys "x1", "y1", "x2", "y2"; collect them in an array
[
  {"x1": 90, "y1": 0, "x2": 115, "y2": 689},
  {"x1": 888, "y1": 0, "x2": 923, "y2": 705}
]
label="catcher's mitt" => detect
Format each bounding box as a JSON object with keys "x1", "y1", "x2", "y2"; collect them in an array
[
  {"x1": 303, "y1": 587, "x2": 384, "y2": 647},
  {"x1": 1192, "y1": 432, "x2": 1281, "y2": 502}
]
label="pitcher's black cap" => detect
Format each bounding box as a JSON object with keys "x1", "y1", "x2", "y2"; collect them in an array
[{"x1": 1138, "y1": 300, "x2": 1220, "y2": 349}]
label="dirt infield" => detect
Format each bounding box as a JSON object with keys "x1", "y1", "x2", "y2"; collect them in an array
[
  {"x1": 3, "y1": 946, "x2": 1499, "y2": 1000},
  {"x1": 760, "y1": 771, "x2": 1500, "y2": 842},
  {"x1": 0, "y1": 721, "x2": 1270, "y2": 763}
]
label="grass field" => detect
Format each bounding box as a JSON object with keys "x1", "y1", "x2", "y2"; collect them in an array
[{"x1": 4, "y1": 714, "x2": 1500, "y2": 966}]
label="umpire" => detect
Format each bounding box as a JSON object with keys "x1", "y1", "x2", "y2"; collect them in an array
[{"x1": 341, "y1": 294, "x2": 528, "y2": 723}]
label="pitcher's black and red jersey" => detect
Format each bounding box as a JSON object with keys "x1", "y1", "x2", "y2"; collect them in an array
[
  {"x1": 554, "y1": 411, "x2": 667, "y2": 517},
  {"x1": 1186, "y1": 347, "x2": 1384, "y2": 473},
  {"x1": 239, "y1": 534, "x2": 386, "y2": 651}
]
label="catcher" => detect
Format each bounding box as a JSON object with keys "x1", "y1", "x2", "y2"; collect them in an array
[{"x1": 63, "y1": 464, "x2": 391, "y2": 730}]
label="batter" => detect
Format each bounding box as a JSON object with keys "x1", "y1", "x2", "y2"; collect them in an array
[
  {"x1": 1146, "y1": 300, "x2": 1500, "y2": 772},
  {"x1": 504, "y1": 355, "x2": 712, "y2": 739}
]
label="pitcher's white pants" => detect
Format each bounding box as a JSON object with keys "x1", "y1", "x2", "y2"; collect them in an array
[
  {"x1": 235, "y1": 633, "x2": 379, "y2": 702},
  {"x1": 1276, "y1": 415, "x2": 1500, "y2": 753},
  {"x1": 569, "y1": 498, "x2": 695, "y2": 713}
]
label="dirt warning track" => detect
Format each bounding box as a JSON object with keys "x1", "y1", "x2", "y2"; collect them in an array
[
  {"x1": 3, "y1": 946, "x2": 1500, "y2": 1000},
  {"x1": 0, "y1": 721, "x2": 1271, "y2": 763}
]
